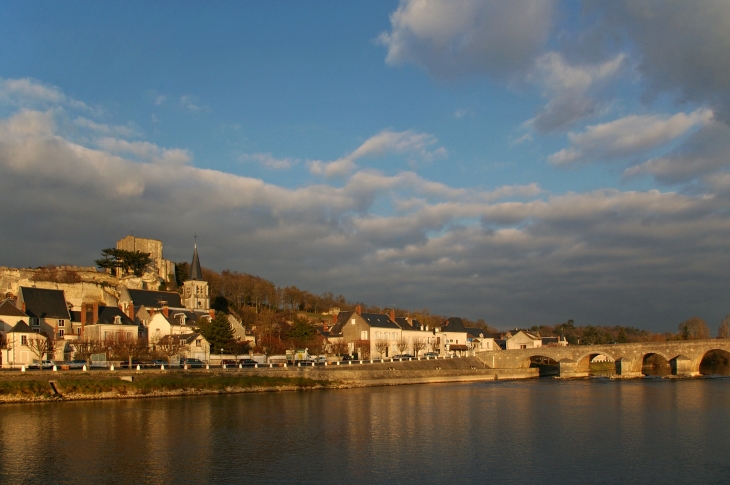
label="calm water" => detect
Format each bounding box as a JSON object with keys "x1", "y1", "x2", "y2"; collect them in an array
[{"x1": 2, "y1": 378, "x2": 730, "y2": 484}]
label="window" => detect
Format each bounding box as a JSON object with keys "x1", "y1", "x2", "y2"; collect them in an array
[
  {"x1": 59, "y1": 329, "x2": 64, "y2": 337},
  {"x1": 58, "y1": 319, "x2": 65, "y2": 327},
  {"x1": 351, "y1": 319, "x2": 356, "y2": 325},
  {"x1": 196, "y1": 339, "x2": 201, "y2": 347},
  {"x1": 114, "y1": 316, "x2": 122, "y2": 325},
  {"x1": 126, "y1": 332, "x2": 133, "y2": 339},
  {"x1": 77, "y1": 328, "x2": 81, "y2": 335},
  {"x1": 30, "y1": 318, "x2": 39, "y2": 327},
  {"x1": 21, "y1": 336, "x2": 27, "y2": 345},
  {"x1": 360, "y1": 330, "x2": 368, "y2": 340}
]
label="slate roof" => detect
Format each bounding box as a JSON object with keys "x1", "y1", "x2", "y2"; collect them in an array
[
  {"x1": 71, "y1": 306, "x2": 136, "y2": 326},
  {"x1": 126, "y1": 289, "x2": 183, "y2": 309},
  {"x1": 442, "y1": 317, "x2": 467, "y2": 333},
  {"x1": 466, "y1": 327, "x2": 487, "y2": 338},
  {"x1": 157, "y1": 332, "x2": 204, "y2": 345},
  {"x1": 97, "y1": 306, "x2": 136, "y2": 326},
  {"x1": 8, "y1": 320, "x2": 33, "y2": 333},
  {"x1": 0, "y1": 300, "x2": 27, "y2": 317},
  {"x1": 189, "y1": 244, "x2": 203, "y2": 281},
  {"x1": 361, "y1": 313, "x2": 400, "y2": 329},
  {"x1": 328, "y1": 311, "x2": 354, "y2": 336},
  {"x1": 19, "y1": 287, "x2": 70, "y2": 320},
  {"x1": 394, "y1": 317, "x2": 425, "y2": 331}
]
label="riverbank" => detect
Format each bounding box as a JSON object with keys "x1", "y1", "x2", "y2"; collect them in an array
[{"x1": 0, "y1": 357, "x2": 539, "y2": 403}]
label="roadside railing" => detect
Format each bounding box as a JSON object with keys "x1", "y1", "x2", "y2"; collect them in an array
[{"x1": 0, "y1": 354, "x2": 468, "y2": 372}]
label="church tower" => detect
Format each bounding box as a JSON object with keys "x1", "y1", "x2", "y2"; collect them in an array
[{"x1": 183, "y1": 242, "x2": 209, "y2": 310}]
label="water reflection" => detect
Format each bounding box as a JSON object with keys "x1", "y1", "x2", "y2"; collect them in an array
[{"x1": 1, "y1": 380, "x2": 730, "y2": 484}]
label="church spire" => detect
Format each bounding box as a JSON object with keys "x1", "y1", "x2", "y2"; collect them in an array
[{"x1": 189, "y1": 240, "x2": 203, "y2": 281}]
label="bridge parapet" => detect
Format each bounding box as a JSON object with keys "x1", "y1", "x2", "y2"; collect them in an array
[{"x1": 475, "y1": 339, "x2": 730, "y2": 377}]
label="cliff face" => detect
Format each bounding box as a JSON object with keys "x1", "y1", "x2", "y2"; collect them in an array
[{"x1": 0, "y1": 266, "x2": 120, "y2": 309}]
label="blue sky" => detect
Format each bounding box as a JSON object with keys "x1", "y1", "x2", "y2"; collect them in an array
[{"x1": 2, "y1": 1, "x2": 730, "y2": 332}]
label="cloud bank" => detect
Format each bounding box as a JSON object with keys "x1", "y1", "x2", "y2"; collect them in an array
[{"x1": 2, "y1": 91, "x2": 730, "y2": 331}]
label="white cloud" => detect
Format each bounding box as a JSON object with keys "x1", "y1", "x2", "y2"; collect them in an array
[
  {"x1": 454, "y1": 108, "x2": 473, "y2": 119},
  {"x1": 510, "y1": 133, "x2": 533, "y2": 146},
  {"x1": 180, "y1": 95, "x2": 204, "y2": 112},
  {"x1": 623, "y1": 120, "x2": 730, "y2": 183},
  {"x1": 0, "y1": 77, "x2": 94, "y2": 112},
  {"x1": 379, "y1": 0, "x2": 555, "y2": 79},
  {"x1": 549, "y1": 108, "x2": 713, "y2": 166},
  {"x1": 74, "y1": 117, "x2": 140, "y2": 138},
  {"x1": 97, "y1": 137, "x2": 192, "y2": 165},
  {"x1": 308, "y1": 129, "x2": 447, "y2": 177},
  {"x1": 527, "y1": 52, "x2": 625, "y2": 133},
  {"x1": 239, "y1": 152, "x2": 296, "y2": 170}
]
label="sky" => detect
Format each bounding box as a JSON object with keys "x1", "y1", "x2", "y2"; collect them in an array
[{"x1": 2, "y1": 0, "x2": 730, "y2": 333}]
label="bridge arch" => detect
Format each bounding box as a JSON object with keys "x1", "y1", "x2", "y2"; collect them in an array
[
  {"x1": 575, "y1": 351, "x2": 617, "y2": 374},
  {"x1": 698, "y1": 348, "x2": 730, "y2": 375},
  {"x1": 640, "y1": 351, "x2": 671, "y2": 376}
]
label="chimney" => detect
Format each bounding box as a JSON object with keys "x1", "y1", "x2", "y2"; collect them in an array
[
  {"x1": 389, "y1": 309, "x2": 395, "y2": 322},
  {"x1": 92, "y1": 302, "x2": 99, "y2": 324},
  {"x1": 21, "y1": 302, "x2": 26, "y2": 313},
  {"x1": 323, "y1": 319, "x2": 329, "y2": 333},
  {"x1": 332, "y1": 314, "x2": 337, "y2": 329},
  {"x1": 162, "y1": 304, "x2": 169, "y2": 318},
  {"x1": 127, "y1": 304, "x2": 135, "y2": 321},
  {"x1": 355, "y1": 305, "x2": 362, "y2": 316},
  {"x1": 209, "y1": 309, "x2": 215, "y2": 319}
]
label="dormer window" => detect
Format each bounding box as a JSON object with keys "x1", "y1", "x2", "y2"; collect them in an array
[
  {"x1": 114, "y1": 316, "x2": 122, "y2": 325},
  {"x1": 30, "y1": 318, "x2": 39, "y2": 327}
]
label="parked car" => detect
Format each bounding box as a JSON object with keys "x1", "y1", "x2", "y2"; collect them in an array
[
  {"x1": 424, "y1": 352, "x2": 439, "y2": 358},
  {"x1": 179, "y1": 358, "x2": 205, "y2": 368},
  {"x1": 28, "y1": 360, "x2": 55, "y2": 369},
  {"x1": 313, "y1": 356, "x2": 327, "y2": 364},
  {"x1": 220, "y1": 359, "x2": 238, "y2": 366},
  {"x1": 151, "y1": 360, "x2": 168, "y2": 368},
  {"x1": 400, "y1": 354, "x2": 415, "y2": 359},
  {"x1": 340, "y1": 355, "x2": 356, "y2": 361},
  {"x1": 120, "y1": 360, "x2": 152, "y2": 369},
  {"x1": 68, "y1": 360, "x2": 86, "y2": 369},
  {"x1": 239, "y1": 358, "x2": 257, "y2": 367}
]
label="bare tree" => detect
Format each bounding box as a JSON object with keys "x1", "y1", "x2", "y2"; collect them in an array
[
  {"x1": 154, "y1": 336, "x2": 187, "y2": 365},
  {"x1": 108, "y1": 334, "x2": 146, "y2": 368},
  {"x1": 719, "y1": 315, "x2": 730, "y2": 338},
  {"x1": 412, "y1": 339, "x2": 427, "y2": 357},
  {"x1": 330, "y1": 340, "x2": 349, "y2": 356},
  {"x1": 678, "y1": 317, "x2": 710, "y2": 340},
  {"x1": 308, "y1": 336, "x2": 328, "y2": 357},
  {"x1": 26, "y1": 333, "x2": 54, "y2": 365},
  {"x1": 353, "y1": 339, "x2": 370, "y2": 360},
  {"x1": 396, "y1": 338, "x2": 409, "y2": 355},
  {"x1": 374, "y1": 340, "x2": 389, "y2": 358},
  {"x1": 73, "y1": 339, "x2": 105, "y2": 365}
]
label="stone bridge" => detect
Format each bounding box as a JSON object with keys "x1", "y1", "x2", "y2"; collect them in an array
[{"x1": 475, "y1": 339, "x2": 730, "y2": 377}]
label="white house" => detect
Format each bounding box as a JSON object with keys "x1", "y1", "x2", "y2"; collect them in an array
[
  {"x1": 505, "y1": 330, "x2": 543, "y2": 350},
  {"x1": 2, "y1": 321, "x2": 49, "y2": 367}
]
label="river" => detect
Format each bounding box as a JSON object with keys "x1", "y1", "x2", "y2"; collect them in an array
[{"x1": 1, "y1": 378, "x2": 730, "y2": 484}]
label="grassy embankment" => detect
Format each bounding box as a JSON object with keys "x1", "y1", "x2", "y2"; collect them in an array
[{"x1": 0, "y1": 374, "x2": 330, "y2": 401}]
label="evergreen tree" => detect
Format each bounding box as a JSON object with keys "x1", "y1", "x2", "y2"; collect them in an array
[{"x1": 198, "y1": 311, "x2": 235, "y2": 353}]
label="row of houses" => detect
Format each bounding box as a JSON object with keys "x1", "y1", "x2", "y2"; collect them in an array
[
  {"x1": 322, "y1": 307, "x2": 567, "y2": 359},
  {"x1": 0, "y1": 245, "x2": 232, "y2": 366}
]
